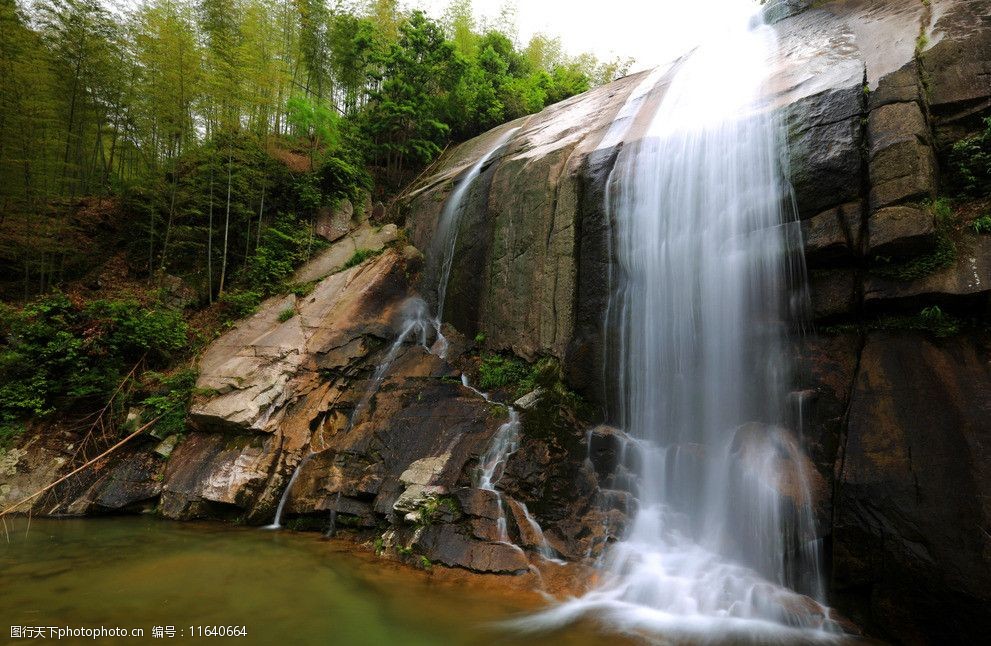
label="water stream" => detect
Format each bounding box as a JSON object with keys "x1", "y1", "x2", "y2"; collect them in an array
[
  {"x1": 524, "y1": 2, "x2": 839, "y2": 641},
  {"x1": 267, "y1": 298, "x2": 433, "y2": 529},
  {"x1": 426, "y1": 127, "x2": 519, "y2": 358}
]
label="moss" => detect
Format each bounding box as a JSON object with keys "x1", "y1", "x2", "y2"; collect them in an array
[
  {"x1": 871, "y1": 199, "x2": 957, "y2": 281},
  {"x1": 477, "y1": 354, "x2": 531, "y2": 391},
  {"x1": 416, "y1": 495, "x2": 461, "y2": 526},
  {"x1": 342, "y1": 247, "x2": 383, "y2": 270},
  {"x1": 289, "y1": 280, "x2": 319, "y2": 297}
]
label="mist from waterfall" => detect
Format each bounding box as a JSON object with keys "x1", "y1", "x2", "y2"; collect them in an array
[{"x1": 522, "y1": 1, "x2": 839, "y2": 641}]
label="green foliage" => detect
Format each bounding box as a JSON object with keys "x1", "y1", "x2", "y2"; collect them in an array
[
  {"x1": 973, "y1": 215, "x2": 991, "y2": 234},
  {"x1": 242, "y1": 213, "x2": 315, "y2": 293},
  {"x1": 872, "y1": 199, "x2": 957, "y2": 281},
  {"x1": 140, "y1": 368, "x2": 198, "y2": 436},
  {"x1": 473, "y1": 331, "x2": 486, "y2": 344},
  {"x1": 343, "y1": 248, "x2": 383, "y2": 270},
  {"x1": 0, "y1": 421, "x2": 24, "y2": 450},
  {"x1": 881, "y1": 306, "x2": 961, "y2": 337},
  {"x1": 478, "y1": 354, "x2": 530, "y2": 391},
  {"x1": 218, "y1": 290, "x2": 263, "y2": 319},
  {"x1": 950, "y1": 117, "x2": 991, "y2": 197},
  {"x1": 0, "y1": 293, "x2": 188, "y2": 425},
  {"x1": 278, "y1": 307, "x2": 295, "y2": 323},
  {"x1": 320, "y1": 153, "x2": 373, "y2": 207}
]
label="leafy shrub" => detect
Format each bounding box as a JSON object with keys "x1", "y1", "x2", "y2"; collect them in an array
[
  {"x1": 219, "y1": 290, "x2": 263, "y2": 319},
  {"x1": 140, "y1": 368, "x2": 199, "y2": 437},
  {"x1": 973, "y1": 215, "x2": 991, "y2": 234},
  {"x1": 0, "y1": 293, "x2": 189, "y2": 424},
  {"x1": 241, "y1": 213, "x2": 314, "y2": 293},
  {"x1": 278, "y1": 307, "x2": 295, "y2": 323},
  {"x1": 950, "y1": 117, "x2": 991, "y2": 197}
]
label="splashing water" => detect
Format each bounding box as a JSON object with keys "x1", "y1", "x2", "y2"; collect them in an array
[{"x1": 522, "y1": 2, "x2": 840, "y2": 641}]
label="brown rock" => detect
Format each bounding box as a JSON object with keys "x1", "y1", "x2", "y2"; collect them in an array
[
  {"x1": 867, "y1": 205, "x2": 935, "y2": 257},
  {"x1": 809, "y1": 268, "x2": 859, "y2": 320},
  {"x1": 803, "y1": 202, "x2": 862, "y2": 266},
  {"x1": 868, "y1": 102, "x2": 936, "y2": 210},
  {"x1": 833, "y1": 332, "x2": 991, "y2": 643},
  {"x1": 415, "y1": 524, "x2": 529, "y2": 574}
]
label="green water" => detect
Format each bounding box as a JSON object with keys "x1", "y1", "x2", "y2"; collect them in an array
[{"x1": 0, "y1": 517, "x2": 600, "y2": 646}]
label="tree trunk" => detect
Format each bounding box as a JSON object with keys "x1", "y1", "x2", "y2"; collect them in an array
[{"x1": 218, "y1": 152, "x2": 233, "y2": 296}]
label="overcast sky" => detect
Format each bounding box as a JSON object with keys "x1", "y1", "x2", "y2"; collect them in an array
[{"x1": 412, "y1": 0, "x2": 747, "y2": 72}]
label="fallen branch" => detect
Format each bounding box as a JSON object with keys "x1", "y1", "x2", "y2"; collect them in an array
[{"x1": 0, "y1": 415, "x2": 161, "y2": 518}]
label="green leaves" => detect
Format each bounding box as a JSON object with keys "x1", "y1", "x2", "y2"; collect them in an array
[
  {"x1": 950, "y1": 117, "x2": 991, "y2": 197},
  {"x1": 0, "y1": 293, "x2": 189, "y2": 423}
]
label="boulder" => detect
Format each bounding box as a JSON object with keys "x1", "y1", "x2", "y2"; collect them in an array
[{"x1": 314, "y1": 199, "x2": 354, "y2": 242}]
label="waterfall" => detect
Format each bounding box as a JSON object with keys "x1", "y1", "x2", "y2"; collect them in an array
[
  {"x1": 523, "y1": 2, "x2": 840, "y2": 641},
  {"x1": 266, "y1": 298, "x2": 432, "y2": 530},
  {"x1": 426, "y1": 127, "x2": 519, "y2": 357},
  {"x1": 267, "y1": 126, "x2": 517, "y2": 531}
]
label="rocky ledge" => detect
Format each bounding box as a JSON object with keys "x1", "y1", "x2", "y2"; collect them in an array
[{"x1": 2, "y1": 1, "x2": 990, "y2": 643}]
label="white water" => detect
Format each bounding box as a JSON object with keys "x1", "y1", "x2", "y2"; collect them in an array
[
  {"x1": 426, "y1": 127, "x2": 519, "y2": 358},
  {"x1": 523, "y1": 2, "x2": 839, "y2": 641}
]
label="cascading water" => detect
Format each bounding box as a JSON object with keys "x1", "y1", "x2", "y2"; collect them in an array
[
  {"x1": 268, "y1": 128, "x2": 518, "y2": 531},
  {"x1": 425, "y1": 127, "x2": 519, "y2": 358},
  {"x1": 524, "y1": 2, "x2": 840, "y2": 641},
  {"x1": 266, "y1": 297, "x2": 433, "y2": 530}
]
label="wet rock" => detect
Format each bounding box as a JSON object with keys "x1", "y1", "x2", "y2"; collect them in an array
[
  {"x1": 454, "y1": 487, "x2": 502, "y2": 520},
  {"x1": 809, "y1": 268, "x2": 859, "y2": 320},
  {"x1": 919, "y1": 0, "x2": 991, "y2": 145},
  {"x1": 867, "y1": 205, "x2": 935, "y2": 257},
  {"x1": 864, "y1": 235, "x2": 991, "y2": 308},
  {"x1": 802, "y1": 202, "x2": 862, "y2": 266},
  {"x1": 833, "y1": 332, "x2": 991, "y2": 643},
  {"x1": 513, "y1": 389, "x2": 544, "y2": 410},
  {"x1": 868, "y1": 102, "x2": 937, "y2": 210},
  {"x1": 159, "y1": 432, "x2": 275, "y2": 520},
  {"x1": 785, "y1": 88, "x2": 865, "y2": 218},
  {"x1": 414, "y1": 524, "x2": 529, "y2": 574},
  {"x1": 69, "y1": 448, "x2": 163, "y2": 514},
  {"x1": 762, "y1": 0, "x2": 813, "y2": 24}
]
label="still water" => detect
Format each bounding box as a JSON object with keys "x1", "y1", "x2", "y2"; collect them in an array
[{"x1": 0, "y1": 517, "x2": 606, "y2": 645}]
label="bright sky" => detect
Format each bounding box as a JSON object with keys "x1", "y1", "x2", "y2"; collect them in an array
[{"x1": 411, "y1": 0, "x2": 747, "y2": 73}]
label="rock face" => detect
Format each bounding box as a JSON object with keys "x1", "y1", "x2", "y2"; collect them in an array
[
  {"x1": 3, "y1": 1, "x2": 991, "y2": 643},
  {"x1": 833, "y1": 333, "x2": 991, "y2": 644}
]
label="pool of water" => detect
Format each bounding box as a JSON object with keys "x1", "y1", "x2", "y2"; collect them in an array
[{"x1": 0, "y1": 517, "x2": 606, "y2": 646}]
